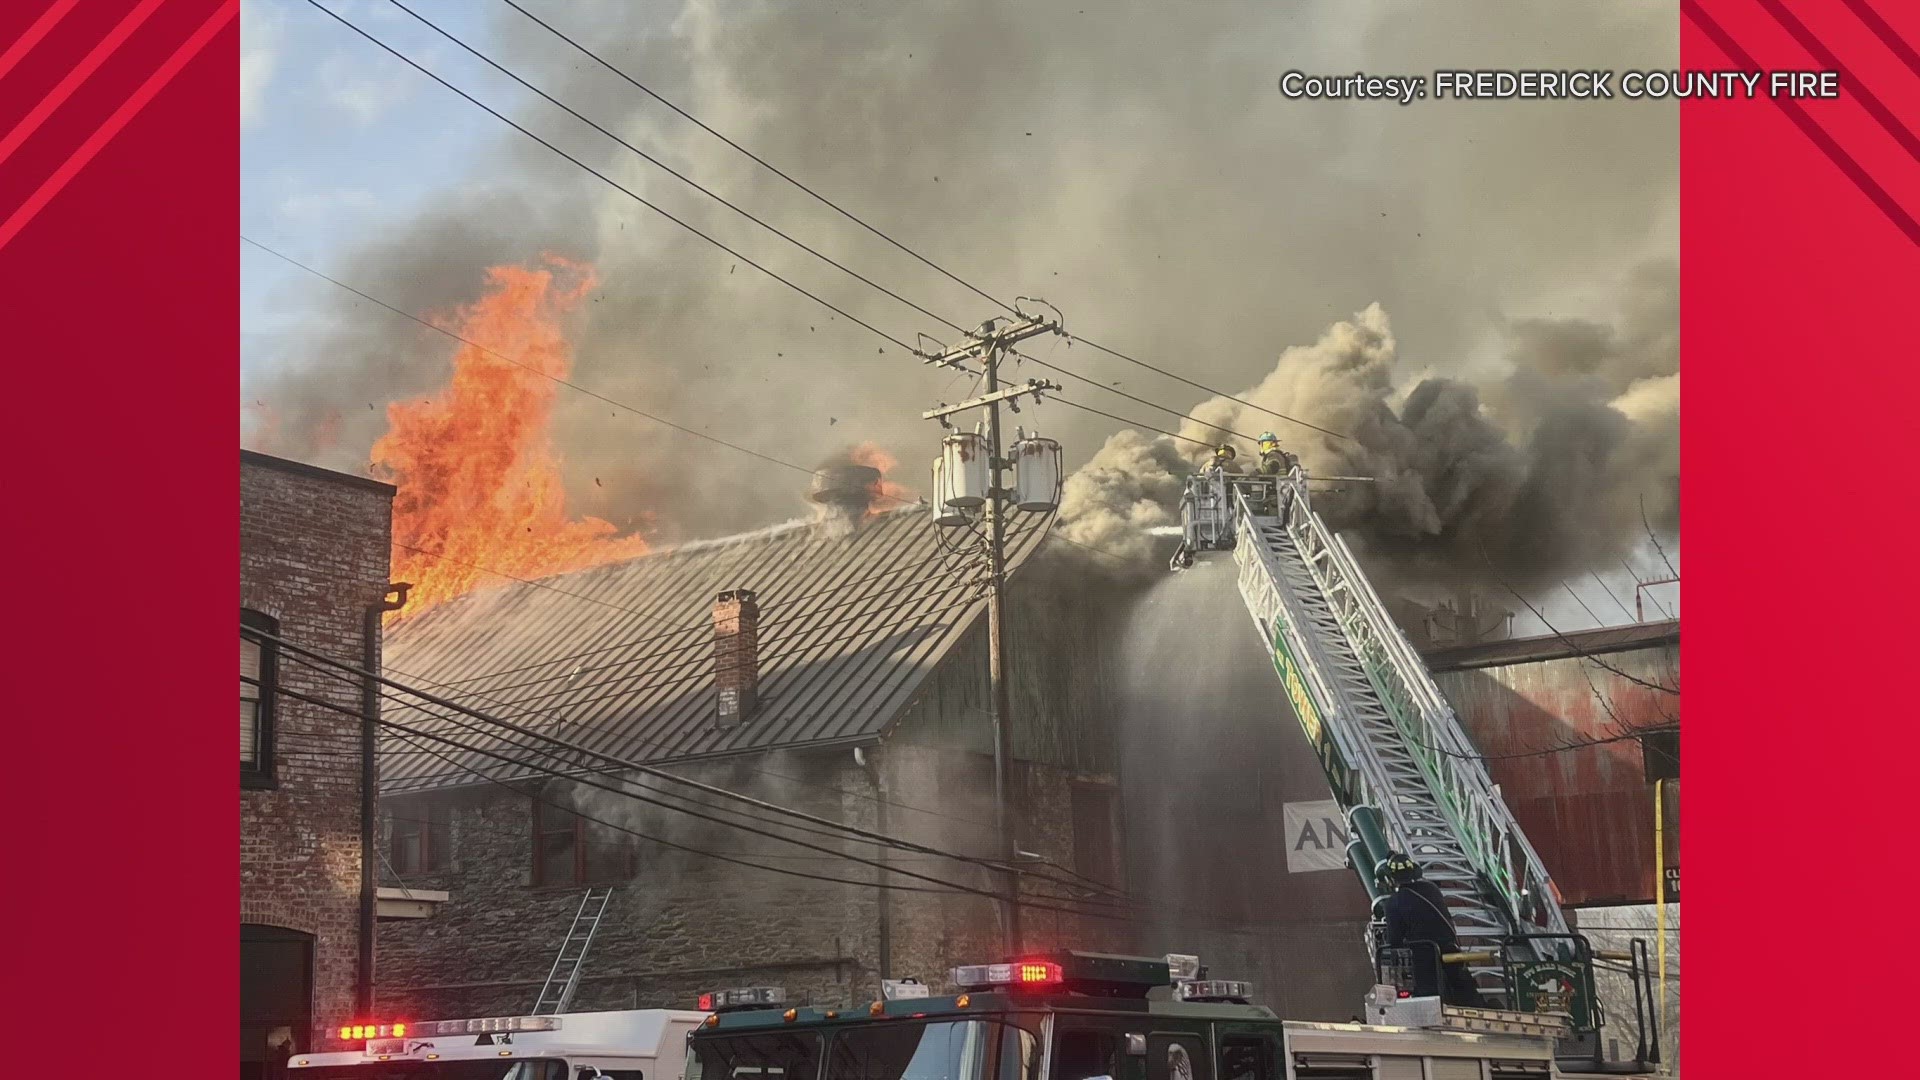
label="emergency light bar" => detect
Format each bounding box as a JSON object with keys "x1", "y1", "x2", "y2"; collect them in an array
[
  {"x1": 950, "y1": 961, "x2": 1063, "y2": 990},
  {"x1": 952, "y1": 952, "x2": 1172, "y2": 997},
  {"x1": 410, "y1": 1016, "x2": 562, "y2": 1037},
  {"x1": 338, "y1": 1023, "x2": 407, "y2": 1041},
  {"x1": 698, "y1": 987, "x2": 786, "y2": 1012},
  {"x1": 1164, "y1": 954, "x2": 1202, "y2": 982},
  {"x1": 1175, "y1": 979, "x2": 1253, "y2": 1004}
]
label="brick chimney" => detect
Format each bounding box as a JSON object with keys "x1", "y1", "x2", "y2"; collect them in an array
[{"x1": 713, "y1": 589, "x2": 760, "y2": 729}]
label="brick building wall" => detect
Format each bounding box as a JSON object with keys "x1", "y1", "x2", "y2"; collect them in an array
[
  {"x1": 240, "y1": 450, "x2": 394, "y2": 1059},
  {"x1": 375, "y1": 740, "x2": 1126, "y2": 1021}
]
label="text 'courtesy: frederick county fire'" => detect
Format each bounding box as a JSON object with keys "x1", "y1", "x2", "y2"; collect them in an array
[{"x1": 1278, "y1": 69, "x2": 1841, "y2": 105}]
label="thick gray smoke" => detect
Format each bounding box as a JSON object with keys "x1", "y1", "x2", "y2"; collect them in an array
[
  {"x1": 243, "y1": 0, "x2": 1677, "y2": 552},
  {"x1": 1062, "y1": 259, "x2": 1679, "y2": 585}
]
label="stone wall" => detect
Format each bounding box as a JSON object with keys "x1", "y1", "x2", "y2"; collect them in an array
[{"x1": 376, "y1": 741, "x2": 1128, "y2": 1020}]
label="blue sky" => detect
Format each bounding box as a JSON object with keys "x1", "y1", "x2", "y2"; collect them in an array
[
  {"x1": 240, "y1": 0, "x2": 500, "y2": 385},
  {"x1": 238, "y1": 0, "x2": 1678, "y2": 633}
]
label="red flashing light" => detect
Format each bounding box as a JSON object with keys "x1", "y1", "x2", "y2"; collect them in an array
[
  {"x1": 698, "y1": 994, "x2": 714, "y2": 1010},
  {"x1": 1396, "y1": 991, "x2": 1411, "y2": 999},
  {"x1": 1016, "y1": 961, "x2": 1063, "y2": 985}
]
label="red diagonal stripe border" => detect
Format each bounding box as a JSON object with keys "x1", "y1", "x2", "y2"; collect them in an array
[
  {"x1": 1683, "y1": 0, "x2": 1920, "y2": 247},
  {"x1": 0, "y1": 0, "x2": 167, "y2": 170},
  {"x1": 0, "y1": 0, "x2": 237, "y2": 253},
  {"x1": 1842, "y1": 0, "x2": 1920, "y2": 83},
  {"x1": 0, "y1": 0, "x2": 81, "y2": 84},
  {"x1": 1759, "y1": 0, "x2": 1920, "y2": 163}
]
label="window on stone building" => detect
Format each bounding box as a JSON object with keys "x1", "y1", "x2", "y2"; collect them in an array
[
  {"x1": 534, "y1": 799, "x2": 635, "y2": 887},
  {"x1": 242, "y1": 609, "x2": 278, "y2": 788},
  {"x1": 392, "y1": 800, "x2": 452, "y2": 874},
  {"x1": 1070, "y1": 783, "x2": 1121, "y2": 887}
]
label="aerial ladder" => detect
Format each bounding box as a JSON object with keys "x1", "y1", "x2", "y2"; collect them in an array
[{"x1": 1172, "y1": 464, "x2": 1660, "y2": 1069}]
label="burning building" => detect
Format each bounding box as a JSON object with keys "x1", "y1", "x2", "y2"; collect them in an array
[{"x1": 370, "y1": 491, "x2": 1142, "y2": 1023}]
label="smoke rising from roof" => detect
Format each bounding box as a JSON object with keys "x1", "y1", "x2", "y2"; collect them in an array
[
  {"x1": 243, "y1": 0, "x2": 1677, "y2": 567},
  {"x1": 1060, "y1": 259, "x2": 1678, "y2": 585}
]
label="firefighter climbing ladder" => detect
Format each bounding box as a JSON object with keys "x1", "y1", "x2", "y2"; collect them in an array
[
  {"x1": 1177, "y1": 468, "x2": 1569, "y2": 1000},
  {"x1": 532, "y1": 886, "x2": 614, "y2": 1015}
]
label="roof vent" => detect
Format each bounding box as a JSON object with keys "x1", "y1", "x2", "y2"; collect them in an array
[{"x1": 810, "y1": 462, "x2": 881, "y2": 533}]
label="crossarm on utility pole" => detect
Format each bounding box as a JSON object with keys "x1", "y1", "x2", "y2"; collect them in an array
[{"x1": 922, "y1": 379, "x2": 1060, "y2": 422}]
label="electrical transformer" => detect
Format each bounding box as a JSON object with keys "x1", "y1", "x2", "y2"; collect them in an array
[
  {"x1": 1010, "y1": 435, "x2": 1063, "y2": 512},
  {"x1": 929, "y1": 458, "x2": 970, "y2": 526},
  {"x1": 941, "y1": 432, "x2": 989, "y2": 507}
]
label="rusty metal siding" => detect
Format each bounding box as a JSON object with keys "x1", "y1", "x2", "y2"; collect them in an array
[{"x1": 1433, "y1": 640, "x2": 1679, "y2": 905}]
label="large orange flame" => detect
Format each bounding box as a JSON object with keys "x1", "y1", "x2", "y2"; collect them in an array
[
  {"x1": 376, "y1": 256, "x2": 648, "y2": 618},
  {"x1": 849, "y1": 441, "x2": 914, "y2": 515}
]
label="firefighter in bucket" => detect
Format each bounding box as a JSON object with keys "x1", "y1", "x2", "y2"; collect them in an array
[
  {"x1": 1255, "y1": 432, "x2": 1297, "y2": 476},
  {"x1": 1379, "y1": 853, "x2": 1486, "y2": 1007}
]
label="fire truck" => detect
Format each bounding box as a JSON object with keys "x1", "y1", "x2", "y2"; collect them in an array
[
  {"x1": 685, "y1": 953, "x2": 1653, "y2": 1080},
  {"x1": 1163, "y1": 463, "x2": 1667, "y2": 1072},
  {"x1": 285, "y1": 1006, "x2": 710, "y2": 1078}
]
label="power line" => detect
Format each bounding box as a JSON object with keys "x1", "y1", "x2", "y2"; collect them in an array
[
  {"x1": 1590, "y1": 570, "x2": 1639, "y2": 623},
  {"x1": 1619, "y1": 558, "x2": 1675, "y2": 621},
  {"x1": 249, "y1": 622, "x2": 1056, "y2": 877},
  {"x1": 383, "y1": 0, "x2": 972, "y2": 340},
  {"x1": 1478, "y1": 551, "x2": 1679, "y2": 697},
  {"x1": 257, "y1": 663, "x2": 1131, "y2": 916},
  {"x1": 460, "y1": 588, "x2": 978, "y2": 719},
  {"x1": 241, "y1": 235, "x2": 885, "y2": 495},
  {"x1": 392, "y1": 539, "x2": 690, "y2": 628},
  {"x1": 494, "y1": 0, "x2": 1348, "y2": 443},
  {"x1": 1561, "y1": 580, "x2": 1604, "y2": 627},
  {"x1": 1015, "y1": 351, "x2": 1260, "y2": 443},
  {"x1": 269, "y1": 667, "x2": 1346, "y2": 926},
  {"x1": 298, "y1": 0, "x2": 927, "y2": 358},
  {"x1": 366, "y1": 0, "x2": 1322, "y2": 480},
  {"x1": 432, "y1": 545, "x2": 958, "y2": 695},
  {"x1": 1047, "y1": 394, "x2": 1224, "y2": 450},
  {"x1": 274, "y1": 675, "x2": 990, "y2": 898},
  {"x1": 496, "y1": 0, "x2": 1013, "y2": 317},
  {"x1": 389, "y1": 511, "x2": 1046, "y2": 714},
  {"x1": 1066, "y1": 335, "x2": 1349, "y2": 441}
]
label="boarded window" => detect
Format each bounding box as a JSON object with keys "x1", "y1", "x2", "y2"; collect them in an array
[{"x1": 241, "y1": 609, "x2": 278, "y2": 787}]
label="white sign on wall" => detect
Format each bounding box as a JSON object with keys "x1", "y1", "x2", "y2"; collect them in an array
[{"x1": 1283, "y1": 800, "x2": 1350, "y2": 873}]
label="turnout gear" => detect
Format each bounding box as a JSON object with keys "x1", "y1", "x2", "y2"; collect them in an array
[
  {"x1": 1381, "y1": 856, "x2": 1485, "y2": 1007},
  {"x1": 1379, "y1": 852, "x2": 1422, "y2": 886},
  {"x1": 1211, "y1": 444, "x2": 1238, "y2": 470},
  {"x1": 1255, "y1": 432, "x2": 1297, "y2": 476}
]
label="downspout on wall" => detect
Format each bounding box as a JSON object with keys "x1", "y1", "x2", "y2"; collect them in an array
[
  {"x1": 359, "y1": 582, "x2": 411, "y2": 1015},
  {"x1": 856, "y1": 745, "x2": 890, "y2": 992}
]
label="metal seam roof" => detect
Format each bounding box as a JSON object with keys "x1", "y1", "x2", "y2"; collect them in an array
[{"x1": 380, "y1": 507, "x2": 1050, "y2": 794}]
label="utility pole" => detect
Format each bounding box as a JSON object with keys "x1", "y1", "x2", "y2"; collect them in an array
[{"x1": 921, "y1": 312, "x2": 1064, "y2": 955}]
